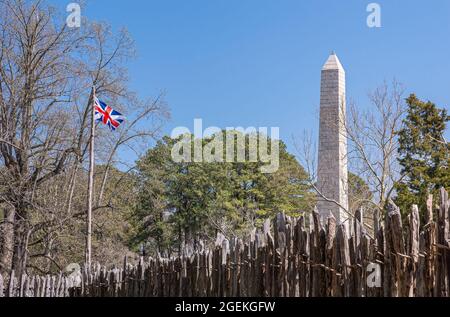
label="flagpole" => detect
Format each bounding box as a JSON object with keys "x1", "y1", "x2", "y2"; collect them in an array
[{"x1": 86, "y1": 85, "x2": 96, "y2": 269}]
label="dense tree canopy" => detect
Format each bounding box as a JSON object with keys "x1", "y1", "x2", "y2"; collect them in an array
[
  {"x1": 395, "y1": 94, "x2": 449, "y2": 216},
  {"x1": 131, "y1": 132, "x2": 315, "y2": 254}
]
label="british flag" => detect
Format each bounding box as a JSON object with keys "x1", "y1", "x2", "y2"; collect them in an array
[{"x1": 94, "y1": 97, "x2": 125, "y2": 131}]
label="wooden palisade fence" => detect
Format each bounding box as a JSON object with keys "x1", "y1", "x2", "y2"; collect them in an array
[{"x1": 1, "y1": 188, "x2": 449, "y2": 297}]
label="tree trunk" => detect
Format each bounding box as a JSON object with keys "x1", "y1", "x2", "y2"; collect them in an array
[
  {"x1": 0, "y1": 207, "x2": 15, "y2": 275},
  {"x1": 11, "y1": 216, "x2": 30, "y2": 278}
]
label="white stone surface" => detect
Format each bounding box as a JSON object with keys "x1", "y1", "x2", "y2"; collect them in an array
[{"x1": 317, "y1": 53, "x2": 349, "y2": 225}]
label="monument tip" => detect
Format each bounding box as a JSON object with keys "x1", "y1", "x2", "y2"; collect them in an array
[{"x1": 322, "y1": 52, "x2": 344, "y2": 71}]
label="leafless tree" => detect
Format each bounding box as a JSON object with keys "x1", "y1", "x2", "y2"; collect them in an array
[
  {"x1": 0, "y1": 0, "x2": 169, "y2": 276},
  {"x1": 343, "y1": 80, "x2": 406, "y2": 209}
]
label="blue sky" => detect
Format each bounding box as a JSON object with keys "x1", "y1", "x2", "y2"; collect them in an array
[{"x1": 60, "y1": 0, "x2": 450, "y2": 158}]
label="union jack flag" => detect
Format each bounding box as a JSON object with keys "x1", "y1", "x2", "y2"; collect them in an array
[{"x1": 94, "y1": 97, "x2": 125, "y2": 131}]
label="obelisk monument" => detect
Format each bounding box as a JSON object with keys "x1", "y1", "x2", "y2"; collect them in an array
[{"x1": 317, "y1": 52, "x2": 349, "y2": 224}]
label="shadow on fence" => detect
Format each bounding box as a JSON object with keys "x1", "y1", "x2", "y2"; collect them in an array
[{"x1": 1, "y1": 188, "x2": 449, "y2": 297}]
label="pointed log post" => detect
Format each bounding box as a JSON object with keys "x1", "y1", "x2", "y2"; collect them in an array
[
  {"x1": 386, "y1": 200, "x2": 406, "y2": 297},
  {"x1": 337, "y1": 224, "x2": 351, "y2": 297},
  {"x1": 326, "y1": 213, "x2": 337, "y2": 297},
  {"x1": 407, "y1": 205, "x2": 420, "y2": 297},
  {"x1": 7, "y1": 270, "x2": 15, "y2": 297},
  {"x1": 354, "y1": 208, "x2": 364, "y2": 296},
  {"x1": 0, "y1": 273, "x2": 3, "y2": 297},
  {"x1": 275, "y1": 213, "x2": 287, "y2": 297},
  {"x1": 311, "y1": 207, "x2": 325, "y2": 297},
  {"x1": 436, "y1": 188, "x2": 449, "y2": 297}
]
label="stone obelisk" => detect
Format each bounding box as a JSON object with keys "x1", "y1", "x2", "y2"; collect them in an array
[{"x1": 317, "y1": 52, "x2": 349, "y2": 224}]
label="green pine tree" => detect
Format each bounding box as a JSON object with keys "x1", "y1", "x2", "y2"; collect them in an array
[{"x1": 395, "y1": 94, "x2": 450, "y2": 216}]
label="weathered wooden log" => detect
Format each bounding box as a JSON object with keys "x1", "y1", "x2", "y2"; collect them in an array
[
  {"x1": 0, "y1": 273, "x2": 4, "y2": 297},
  {"x1": 6, "y1": 195, "x2": 450, "y2": 298}
]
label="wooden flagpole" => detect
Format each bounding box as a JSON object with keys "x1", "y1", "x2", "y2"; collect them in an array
[{"x1": 85, "y1": 86, "x2": 96, "y2": 268}]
